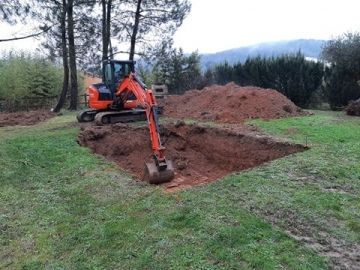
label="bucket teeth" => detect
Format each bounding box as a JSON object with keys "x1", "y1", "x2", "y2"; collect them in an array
[{"x1": 143, "y1": 159, "x2": 175, "y2": 184}]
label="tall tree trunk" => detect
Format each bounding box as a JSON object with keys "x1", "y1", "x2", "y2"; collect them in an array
[
  {"x1": 67, "y1": 0, "x2": 78, "y2": 110},
  {"x1": 129, "y1": 0, "x2": 142, "y2": 61},
  {"x1": 53, "y1": 0, "x2": 69, "y2": 113},
  {"x1": 106, "y1": 0, "x2": 112, "y2": 54},
  {"x1": 101, "y1": 0, "x2": 108, "y2": 77},
  {"x1": 109, "y1": 38, "x2": 113, "y2": 59},
  {"x1": 101, "y1": 0, "x2": 112, "y2": 79}
]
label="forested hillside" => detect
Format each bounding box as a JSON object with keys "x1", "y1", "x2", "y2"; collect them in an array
[{"x1": 201, "y1": 39, "x2": 325, "y2": 69}]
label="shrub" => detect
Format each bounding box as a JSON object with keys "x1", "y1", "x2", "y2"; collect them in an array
[{"x1": 0, "y1": 53, "x2": 63, "y2": 102}]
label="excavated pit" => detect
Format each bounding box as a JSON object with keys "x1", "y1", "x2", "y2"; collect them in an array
[{"x1": 78, "y1": 123, "x2": 307, "y2": 190}]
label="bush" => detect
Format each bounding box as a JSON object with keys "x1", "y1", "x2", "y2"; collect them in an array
[
  {"x1": 0, "y1": 53, "x2": 63, "y2": 103},
  {"x1": 0, "y1": 55, "x2": 63, "y2": 96}
]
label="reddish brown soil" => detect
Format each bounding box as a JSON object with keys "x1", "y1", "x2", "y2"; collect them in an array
[
  {"x1": 77, "y1": 122, "x2": 307, "y2": 190},
  {"x1": 0, "y1": 110, "x2": 56, "y2": 127},
  {"x1": 84, "y1": 74, "x2": 102, "y2": 90},
  {"x1": 159, "y1": 82, "x2": 306, "y2": 123},
  {"x1": 346, "y1": 99, "x2": 360, "y2": 116}
]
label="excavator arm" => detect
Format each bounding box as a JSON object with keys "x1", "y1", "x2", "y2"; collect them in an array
[{"x1": 115, "y1": 73, "x2": 174, "y2": 184}]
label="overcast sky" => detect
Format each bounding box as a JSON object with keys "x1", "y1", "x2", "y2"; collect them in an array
[
  {"x1": 173, "y1": 0, "x2": 360, "y2": 53},
  {"x1": 1, "y1": 0, "x2": 360, "y2": 54}
]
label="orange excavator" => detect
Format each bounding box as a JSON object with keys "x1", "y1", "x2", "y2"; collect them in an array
[{"x1": 77, "y1": 60, "x2": 174, "y2": 184}]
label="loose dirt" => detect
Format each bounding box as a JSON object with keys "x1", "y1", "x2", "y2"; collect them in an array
[
  {"x1": 251, "y1": 206, "x2": 360, "y2": 270},
  {"x1": 0, "y1": 110, "x2": 56, "y2": 127},
  {"x1": 346, "y1": 99, "x2": 360, "y2": 116},
  {"x1": 159, "y1": 82, "x2": 306, "y2": 123},
  {"x1": 84, "y1": 74, "x2": 102, "y2": 90},
  {"x1": 77, "y1": 122, "x2": 307, "y2": 191}
]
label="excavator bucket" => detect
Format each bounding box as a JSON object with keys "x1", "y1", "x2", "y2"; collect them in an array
[{"x1": 143, "y1": 159, "x2": 175, "y2": 184}]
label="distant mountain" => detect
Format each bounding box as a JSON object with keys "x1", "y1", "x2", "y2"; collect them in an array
[{"x1": 200, "y1": 39, "x2": 326, "y2": 70}]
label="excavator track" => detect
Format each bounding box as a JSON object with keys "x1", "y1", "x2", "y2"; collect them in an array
[
  {"x1": 77, "y1": 109, "x2": 99, "y2": 122},
  {"x1": 94, "y1": 109, "x2": 147, "y2": 125}
]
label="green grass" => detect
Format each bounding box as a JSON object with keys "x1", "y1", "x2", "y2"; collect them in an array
[
  {"x1": 2, "y1": 111, "x2": 359, "y2": 269},
  {"x1": 244, "y1": 111, "x2": 360, "y2": 241}
]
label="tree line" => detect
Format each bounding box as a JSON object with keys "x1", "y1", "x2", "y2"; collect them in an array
[
  {"x1": 147, "y1": 32, "x2": 360, "y2": 110},
  {"x1": 204, "y1": 53, "x2": 324, "y2": 108},
  {"x1": 142, "y1": 52, "x2": 325, "y2": 108}
]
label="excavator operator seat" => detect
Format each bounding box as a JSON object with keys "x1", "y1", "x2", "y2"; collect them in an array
[{"x1": 103, "y1": 60, "x2": 136, "y2": 97}]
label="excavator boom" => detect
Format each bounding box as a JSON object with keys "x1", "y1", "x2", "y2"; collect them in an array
[{"x1": 114, "y1": 73, "x2": 175, "y2": 184}]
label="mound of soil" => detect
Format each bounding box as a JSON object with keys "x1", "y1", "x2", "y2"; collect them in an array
[
  {"x1": 84, "y1": 74, "x2": 102, "y2": 90},
  {"x1": 159, "y1": 83, "x2": 306, "y2": 123},
  {"x1": 77, "y1": 123, "x2": 307, "y2": 190},
  {"x1": 0, "y1": 110, "x2": 56, "y2": 127},
  {"x1": 346, "y1": 99, "x2": 360, "y2": 116}
]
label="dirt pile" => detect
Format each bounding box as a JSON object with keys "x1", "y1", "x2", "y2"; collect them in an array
[
  {"x1": 159, "y1": 83, "x2": 306, "y2": 123},
  {"x1": 84, "y1": 74, "x2": 102, "y2": 90},
  {"x1": 78, "y1": 122, "x2": 307, "y2": 190},
  {"x1": 346, "y1": 99, "x2": 360, "y2": 116},
  {"x1": 0, "y1": 110, "x2": 56, "y2": 127}
]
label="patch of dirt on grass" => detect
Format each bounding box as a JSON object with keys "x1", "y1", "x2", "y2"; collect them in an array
[
  {"x1": 77, "y1": 123, "x2": 307, "y2": 191},
  {"x1": 0, "y1": 110, "x2": 56, "y2": 127},
  {"x1": 248, "y1": 206, "x2": 360, "y2": 270},
  {"x1": 286, "y1": 220, "x2": 360, "y2": 270},
  {"x1": 159, "y1": 82, "x2": 307, "y2": 123}
]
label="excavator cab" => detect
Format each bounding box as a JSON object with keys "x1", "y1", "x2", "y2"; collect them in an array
[{"x1": 103, "y1": 60, "x2": 136, "y2": 97}]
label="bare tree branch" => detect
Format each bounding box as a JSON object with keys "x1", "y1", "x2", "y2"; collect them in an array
[{"x1": 0, "y1": 26, "x2": 52, "y2": 42}]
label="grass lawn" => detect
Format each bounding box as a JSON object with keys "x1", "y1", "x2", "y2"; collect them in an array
[{"x1": 0, "y1": 111, "x2": 359, "y2": 269}]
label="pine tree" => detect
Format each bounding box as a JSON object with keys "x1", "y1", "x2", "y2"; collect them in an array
[
  {"x1": 38, "y1": 0, "x2": 97, "y2": 111},
  {"x1": 113, "y1": 0, "x2": 191, "y2": 60},
  {"x1": 322, "y1": 32, "x2": 360, "y2": 108},
  {"x1": 152, "y1": 45, "x2": 202, "y2": 94}
]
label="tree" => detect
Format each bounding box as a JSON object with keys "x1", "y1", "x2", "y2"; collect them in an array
[
  {"x1": 52, "y1": 0, "x2": 69, "y2": 112},
  {"x1": 67, "y1": 0, "x2": 78, "y2": 110},
  {"x1": 322, "y1": 32, "x2": 360, "y2": 108},
  {"x1": 0, "y1": 53, "x2": 63, "y2": 111},
  {"x1": 114, "y1": 0, "x2": 191, "y2": 60},
  {"x1": 101, "y1": 0, "x2": 113, "y2": 73},
  {"x1": 129, "y1": 0, "x2": 142, "y2": 61},
  {"x1": 214, "y1": 61, "x2": 234, "y2": 85},
  {"x1": 38, "y1": 0, "x2": 97, "y2": 111},
  {"x1": 153, "y1": 43, "x2": 202, "y2": 94}
]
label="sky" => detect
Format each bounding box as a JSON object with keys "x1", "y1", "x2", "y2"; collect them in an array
[
  {"x1": 173, "y1": 0, "x2": 360, "y2": 53},
  {"x1": 1, "y1": 0, "x2": 360, "y2": 54}
]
